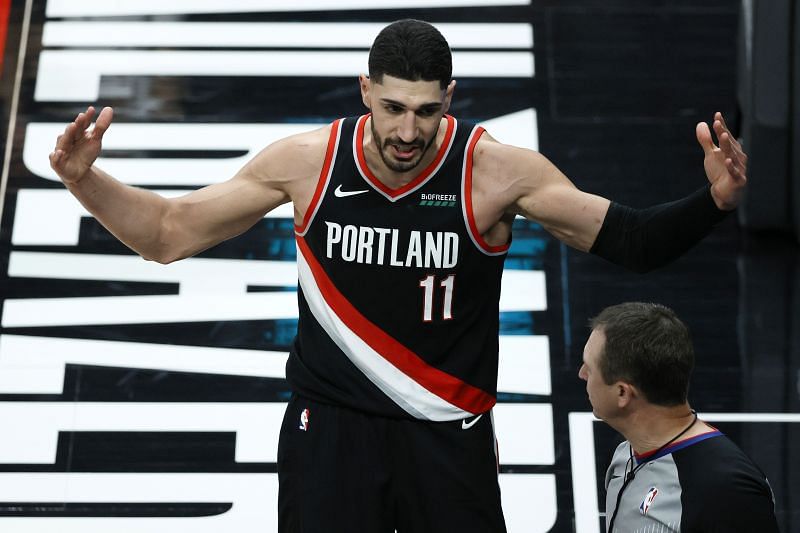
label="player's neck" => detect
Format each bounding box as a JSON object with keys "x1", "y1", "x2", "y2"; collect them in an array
[{"x1": 622, "y1": 404, "x2": 708, "y2": 456}]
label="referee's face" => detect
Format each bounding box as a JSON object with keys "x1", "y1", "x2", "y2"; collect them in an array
[{"x1": 579, "y1": 329, "x2": 618, "y2": 420}]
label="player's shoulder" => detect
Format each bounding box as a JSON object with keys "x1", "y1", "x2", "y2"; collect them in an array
[
  {"x1": 272, "y1": 122, "x2": 334, "y2": 158},
  {"x1": 252, "y1": 122, "x2": 336, "y2": 182},
  {"x1": 472, "y1": 131, "x2": 546, "y2": 175},
  {"x1": 470, "y1": 132, "x2": 552, "y2": 203}
]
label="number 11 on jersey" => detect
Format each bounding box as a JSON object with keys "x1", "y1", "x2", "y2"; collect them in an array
[{"x1": 419, "y1": 274, "x2": 455, "y2": 322}]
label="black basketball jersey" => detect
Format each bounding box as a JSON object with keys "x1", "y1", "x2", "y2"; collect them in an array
[{"x1": 288, "y1": 114, "x2": 509, "y2": 421}]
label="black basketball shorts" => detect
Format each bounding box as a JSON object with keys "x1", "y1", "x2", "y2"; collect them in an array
[{"x1": 277, "y1": 393, "x2": 507, "y2": 533}]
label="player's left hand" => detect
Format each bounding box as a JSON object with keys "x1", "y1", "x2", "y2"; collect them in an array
[{"x1": 695, "y1": 111, "x2": 747, "y2": 211}]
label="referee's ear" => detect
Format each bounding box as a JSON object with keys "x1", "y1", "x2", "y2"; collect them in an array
[{"x1": 616, "y1": 382, "x2": 638, "y2": 409}]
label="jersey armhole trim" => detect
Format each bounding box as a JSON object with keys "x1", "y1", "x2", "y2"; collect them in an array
[
  {"x1": 461, "y1": 126, "x2": 511, "y2": 256},
  {"x1": 295, "y1": 118, "x2": 343, "y2": 236}
]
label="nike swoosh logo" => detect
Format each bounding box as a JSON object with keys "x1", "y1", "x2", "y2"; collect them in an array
[
  {"x1": 461, "y1": 414, "x2": 483, "y2": 430},
  {"x1": 334, "y1": 184, "x2": 369, "y2": 197}
]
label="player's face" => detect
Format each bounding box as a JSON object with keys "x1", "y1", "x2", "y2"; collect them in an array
[
  {"x1": 360, "y1": 74, "x2": 455, "y2": 173},
  {"x1": 578, "y1": 329, "x2": 619, "y2": 420}
]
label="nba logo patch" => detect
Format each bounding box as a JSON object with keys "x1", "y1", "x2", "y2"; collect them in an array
[
  {"x1": 299, "y1": 408, "x2": 310, "y2": 431},
  {"x1": 639, "y1": 487, "x2": 659, "y2": 515}
]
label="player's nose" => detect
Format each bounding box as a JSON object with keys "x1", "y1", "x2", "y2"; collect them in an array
[{"x1": 397, "y1": 112, "x2": 418, "y2": 143}]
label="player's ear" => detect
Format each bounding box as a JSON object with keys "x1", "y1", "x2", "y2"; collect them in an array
[
  {"x1": 359, "y1": 74, "x2": 371, "y2": 110},
  {"x1": 442, "y1": 79, "x2": 456, "y2": 113}
]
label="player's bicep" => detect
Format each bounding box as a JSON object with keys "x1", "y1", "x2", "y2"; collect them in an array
[
  {"x1": 513, "y1": 160, "x2": 610, "y2": 252},
  {"x1": 162, "y1": 144, "x2": 293, "y2": 260},
  {"x1": 181, "y1": 172, "x2": 286, "y2": 230}
]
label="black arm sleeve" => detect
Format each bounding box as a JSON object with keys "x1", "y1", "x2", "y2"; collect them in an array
[{"x1": 589, "y1": 186, "x2": 731, "y2": 273}]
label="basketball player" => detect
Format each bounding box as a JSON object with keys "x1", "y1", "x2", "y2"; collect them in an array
[
  {"x1": 50, "y1": 19, "x2": 747, "y2": 533},
  {"x1": 580, "y1": 302, "x2": 778, "y2": 532}
]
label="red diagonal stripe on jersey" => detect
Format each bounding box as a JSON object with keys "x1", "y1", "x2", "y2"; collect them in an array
[{"x1": 296, "y1": 235, "x2": 495, "y2": 414}]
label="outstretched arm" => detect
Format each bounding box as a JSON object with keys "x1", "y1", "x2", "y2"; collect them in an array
[
  {"x1": 481, "y1": 112, "x2": 746, "y2": 272},
  {"x1": 50, "y1": 106, "x2": 315, "y2": 263},
  {"x1": 588, "y1": 112, "x2": 745, "y2": 272}
]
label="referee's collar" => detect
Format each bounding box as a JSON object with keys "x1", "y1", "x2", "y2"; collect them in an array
[{"x1": 634, "y1": 428, "x2": 723, "y2": 464}]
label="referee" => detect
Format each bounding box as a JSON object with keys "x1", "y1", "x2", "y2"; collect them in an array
[{"x1": 579, "y1": 302, "x2": 779, "y2": 532}]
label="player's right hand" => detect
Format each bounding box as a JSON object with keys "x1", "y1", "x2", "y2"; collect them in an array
[{"x1": 49, "y1": 106, "x2": 113, "y2": 185}]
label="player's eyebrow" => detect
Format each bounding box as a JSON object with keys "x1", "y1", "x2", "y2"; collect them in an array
[{"x1": 379, "y1": 98, "x2": 443, "y2": 113}]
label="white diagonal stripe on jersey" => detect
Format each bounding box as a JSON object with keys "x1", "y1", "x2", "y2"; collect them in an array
[{"x1": 295, "y1": 242, "x2": 474, "y2": 421}]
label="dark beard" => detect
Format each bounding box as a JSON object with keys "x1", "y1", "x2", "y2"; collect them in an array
[{"x1": 370, "y1": 118, "x2": 439, "y2": 173}]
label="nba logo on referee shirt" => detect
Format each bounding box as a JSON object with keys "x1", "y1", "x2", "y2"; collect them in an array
[
  {"x1": 299, "y1": 409, "x2": 310, "y2": 431},
  {"x1": 640, "y1": 487, "x2": 659, "y2": 515}
]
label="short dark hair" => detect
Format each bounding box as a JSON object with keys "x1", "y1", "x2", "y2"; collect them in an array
[
  {"x1": 368, "y1": 19, "x2": 452, "y2": 90},
  {"x1": 590, "y1": 302, "x2": 694, "y2": 406}
]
